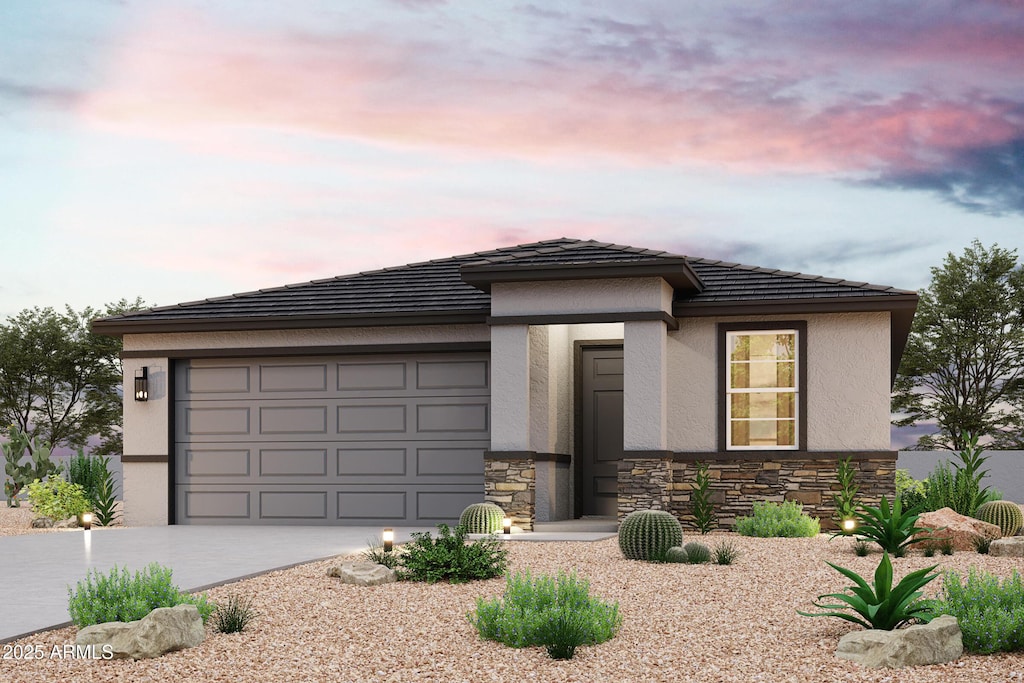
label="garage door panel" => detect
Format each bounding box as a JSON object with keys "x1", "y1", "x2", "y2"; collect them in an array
[
  {"x1": 337, "y1": 447, "x2": 407, "y2": 476},
  {"x1": 337, "y1": 404, "x2": 407, "y2": 433},
  {"x1": 176, "y1": 352, "x2": 489, "y2": 525},
  {"x1": 260, "y1": 406, "x2": 328, "y2": 434},
  {"x1": 260, "y1": 448, "x2": 328, "y2": 477},
  {"x1": 337, "y1": 362, "x2": 407, "y2": 391},
  {"x1": 260, "y1": 364, "x2": 328, "y2": 393},
  {"x1": 185, "y1": 366, "x2": 251, "y2": 395}
]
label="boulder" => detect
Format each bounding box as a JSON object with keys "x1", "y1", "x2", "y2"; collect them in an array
[
  {"x1": 54, "y1": 517, "x2": 79, "y2": 529},
  {"x1": 30, "y1": 517, "x2": 54, "y2": 528},
  {"x1": 990, "y1": 536, "x2": 1024, "y2": 557},
  {"x1": 76, "y1": 604, "x2": 205, "y2": 660},
  {"x1": 915, "y1": 508, "x2": 1000, "y2": 552},
  {"x1": 326, "y1": 562, "x2": 396, "y2": 586},
  {"x1": 836, "y1": 615, "x2": 963, "y2": 669}
]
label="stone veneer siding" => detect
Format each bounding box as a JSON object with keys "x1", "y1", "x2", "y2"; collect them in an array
[
  {"x1": 619, "y1": 453, "x2": 897, "y2": 530},
  {"x1": 484, "y1": 458, "x2": 535, "y2": 531}
]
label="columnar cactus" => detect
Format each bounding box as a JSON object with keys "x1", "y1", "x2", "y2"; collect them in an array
[
  {"x1": 618, "y1": 510, "x2": 683, "y2": 561},
  {"x1": 458, "y1": 502, "x2": 506, "y2": 534},
  {"x1": 683, "y1": 541, "x2": 711, "y2": 564},
  {"x1": 975, "y1": 501, "x2": 1023, "y2": 537}
]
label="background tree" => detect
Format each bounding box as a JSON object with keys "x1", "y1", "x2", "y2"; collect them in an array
[
  {"x1": 892, "y1": 241, "x2": 1024, "y2": 450},
  {"x1": 0, "y1": 298, "x2": 146, "y2": 454}
]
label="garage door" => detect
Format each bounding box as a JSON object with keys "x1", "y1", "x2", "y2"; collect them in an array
[{"x1": 173, "y1": 353, "x2": 489, "y2": 525}]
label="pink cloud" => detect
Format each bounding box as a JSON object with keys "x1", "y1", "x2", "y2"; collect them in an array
[{"x1": 75, "y1": 5, "x2": 1024, "y2": 178}]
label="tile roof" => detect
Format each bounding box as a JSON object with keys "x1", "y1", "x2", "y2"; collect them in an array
[{"x1": 92, "y1": 238, "x2": 917, "y2": 331}]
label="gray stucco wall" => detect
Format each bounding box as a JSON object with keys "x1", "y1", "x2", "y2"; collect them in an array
[{"x1": 897, "y1": 450, "x2": 1024, "y2": 504}]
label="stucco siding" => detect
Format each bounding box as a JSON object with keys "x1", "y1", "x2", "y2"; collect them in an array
[
  {"x1": 666, "y1": 312, "x2": 891, "y2": 452},
  {"x1": 490, "y1": 278, "x2": 672, "y2": 316},
  {"x1": 122, "y1": 461, "x2": 168, "y2": 526}
]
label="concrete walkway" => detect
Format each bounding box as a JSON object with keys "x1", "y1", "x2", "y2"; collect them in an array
[{"x1": 4, "y1": 523, "x2": 616, "y2": 643}]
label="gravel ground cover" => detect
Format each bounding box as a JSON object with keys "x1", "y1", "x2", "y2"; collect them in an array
[{"x1": 5, "y1": 522, "x2": 1024, "y2": 683}]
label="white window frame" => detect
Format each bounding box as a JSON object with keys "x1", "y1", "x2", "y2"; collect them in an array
[{"x1": 725, "y1": 328, "x2": 799, "y2": 451}]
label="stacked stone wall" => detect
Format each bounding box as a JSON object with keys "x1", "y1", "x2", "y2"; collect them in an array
[
  {"x1": 616, "y1": 458, "x2": 671, "y2": 519},
  {"x1": 484, "y1": 458, "x2": 535, "y2": 531}
]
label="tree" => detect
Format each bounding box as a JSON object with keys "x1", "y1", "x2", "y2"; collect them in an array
[
  {"x1": 892, "y1": 241, "x2": 1024, "y2": 450},
  {"x1": 0, "y1": 298, "x2": 146, "y2": 455}
]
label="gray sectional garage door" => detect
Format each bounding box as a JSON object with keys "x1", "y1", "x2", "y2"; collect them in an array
[{"x1": 173, "y1": 353, "x2": 489, "y2": 525}]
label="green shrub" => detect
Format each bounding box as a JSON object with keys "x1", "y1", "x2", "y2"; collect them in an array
[
  {"x1": 932, "y1": 569, "x2": 1024, "y2": 653},
  {"x1": 213, "y1": 594, "x2": 258, "y2": 634},
  {"x1": 975, "y1": 500, "x2": 1023, "y2": 537},
  {"x1": 469, "y1": 570, "x2": 621, "y2": 660},
  {"x1": 921, "y1": 435, "x2": 995, "y2": 516},
  {"x1": 683, "y1": 541, "x2": 711, "y2": 564},
  {"x1": 895, "y1": 469, "x2": 927, "y2": 512},
  {"x1": 712, "y1": 540, "x2": 740, "y2": 565},
  {"x1": 398, "y1": 524, "x2": 508, "y2": 584},
  {"x1": 67, "y1": 563, "x2": 215, "y2": 628},
  {"x1": 458, "y1": 502, "x2": 506, "y2": 534},
  {"x1": 832, "y1": 456, "x2": 860, "y2": 530},
  {"x1": 361, "y1": 536, "x2": 400, "y2": 569},
  {"x1": 798, "y1": 552, "x2": 938, "y2": 630},
  {"x1": 853, "y1": 540, "x2": 871, "y2": 557},
  {"x1": 68, "y1": 452, "x2": 119, "y2": 526},
  {"x1": 734, "y1": 500, "x2": 820, "y2": 538},
  {"x1": 853, "y1": 495, "x2": 931, "y2": 556},
  {"x1": 25, "y1": 478, "x2": 91, "y2": 521},
  {"x1": 618, "y1": 510, "x2": 683, "y2": 561},
  {"x1": 690, "y1": 462, "x2": 717, "y2": 534}
]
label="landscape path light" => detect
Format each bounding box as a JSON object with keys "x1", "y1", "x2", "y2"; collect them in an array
[{"x1": 382, "y1": 528, "x2": 394, "y2": 553}]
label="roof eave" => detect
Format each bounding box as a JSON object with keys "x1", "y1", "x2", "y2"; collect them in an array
[
  {"x1": 460, "y1": 258, "x2": 704, "y2": 293},
  {"x1": 90, "y1": 310, "x2": 490, "y2": 337}
]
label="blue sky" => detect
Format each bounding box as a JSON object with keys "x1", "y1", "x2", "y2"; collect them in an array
[{"x1": 0, "y1": 1, "x2": 1020, "y2": 319}]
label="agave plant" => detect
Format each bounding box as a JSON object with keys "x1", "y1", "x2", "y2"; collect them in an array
[
  {"x1": 798, "y1": 552, "x2": 938, "y2": 630},
  {"x1": 853, "y1": 495, "x2": 932, "y2": 555}
]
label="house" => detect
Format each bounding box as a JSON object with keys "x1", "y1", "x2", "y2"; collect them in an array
[{"x1": 92, "y1": 238, "x2": 918, "y2": 529}]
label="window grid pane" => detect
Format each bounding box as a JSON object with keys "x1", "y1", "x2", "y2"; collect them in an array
[{"x1": 726, "y1": 330, "x2": 798, "y2": 450}]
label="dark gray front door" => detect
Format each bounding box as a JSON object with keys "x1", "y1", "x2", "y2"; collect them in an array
[
  {"x1": 578, "y1": 346, "x2": 624, "y2": 516},
  {"x1": 173, "y1": 353, "x2": 489, "y2": 525}
]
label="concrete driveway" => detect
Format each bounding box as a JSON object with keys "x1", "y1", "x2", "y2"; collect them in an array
[{"x1": 2, "y1": 525, "x2": 432, "y2": 643}]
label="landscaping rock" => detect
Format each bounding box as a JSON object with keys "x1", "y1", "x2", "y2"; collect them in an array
[
  {"x1": 836, "y1": 616, "x2": 963, "y2": 669},
  {"x1": 76, "y1": 604, "x2": 205, "y2": 660},
  {"x1": 326, "y1": 562, "x2": 396, "y2": 586},
  {"x1": 30, "y1": 517, "x2": 54, "y2": 528},
  {"x1": 990, "y1": 536, "x2": 1024, "y2": 557},
  {"x1": 915, "y1": 508, "x2": 1000, "y2": 552},
  {"x1": 54, "y1": 517, "x2": 79, "y2": 529}
]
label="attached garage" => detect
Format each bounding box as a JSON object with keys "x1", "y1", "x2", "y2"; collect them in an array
[{"x1": 174, "y1": 353, "x2": 489, "y2": 525}]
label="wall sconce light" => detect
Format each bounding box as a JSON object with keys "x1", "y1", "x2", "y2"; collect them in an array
[
  {"x1": 502, "y1": 517, "x2": 512, "y2": 535},
  {"x1": 81, "y1": 512, "x2": 93, "y2": 531},
  {"x1": 382, "y1": 528, "x2": 394, "y2": 553},
  {"x1": 842, "y1": 518, "x2": 857, "y2": 534},
  {"x1": 134, "y1": 367, "x2": 149, "y2": 402}
]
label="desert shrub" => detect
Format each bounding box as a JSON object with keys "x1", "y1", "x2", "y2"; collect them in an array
[
  {"x1": 398, "y1": 524, "x2": 508, "y2": 583},
  {"x1": 734, "y1": 500, "x2": 820, "y2": 538},
  {"x1": 67, "y1": 563, "x2": 214, "y2": 628},
  {"x1": 683, "y1": 541, "x2": 711, "y2": 564},
  {"x1": 25, "y1": 478, "x2": 91, "y2": 521},
  {"x1": 690, "y1": 462, "x2": 717, "y2": 534},
  {"x1": 921, "y1": 436, "x2": 997, "y2": 516},
  {"x1": 853, "y1": 540, "x2": 871, "y2": 557},
  {"x1": 68, "y1": 452, "x2": 119, "y2": 526},
  {"x1": 618, "y1": 510, "x2": 683, "y2": 561},
  {"x1": 974, "y1": 536, "x2": 992, "y2": 554},
  {"x1": 362, "y1": 536, "x2": 401, "y2": 569},
  {"x1": 712, "y1": 540, "x2": 740, "y2": 565},
  {"x1": 932, "y1": 569, "x2": 1024, "y2": 653},
  {"x1": 853, "y1": 495, "x2": 931, "y2": 556},
  {"x1": 213, "y1": 594, "x2": 258, "y2": 634},
  {"x1": 895, "y1": 469, "x2": 927, "y2": 512},
  {"x1": 469, "y1": 570, "x2": 621, "y2": 660}
]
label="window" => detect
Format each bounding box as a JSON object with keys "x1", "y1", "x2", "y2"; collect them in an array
[{"x1": 725, "y1": 329, "x2": 799, "y2": 449}]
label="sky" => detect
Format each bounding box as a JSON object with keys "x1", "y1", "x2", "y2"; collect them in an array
[{"x1": 0, "y1": 1, "x2": 1022, "y2": 450}]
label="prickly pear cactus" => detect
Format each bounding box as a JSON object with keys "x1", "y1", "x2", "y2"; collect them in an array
[
  {"x1": 975, "y1": 501, "x2": 1023, "y2": 537},
  {"x1": 458, "y1": 502, "x2": 506, "y2": 534},
  {"x1": 683, "y1": 541, "x2": 711, "y2": 564},
  {"x1": 3, "y1": 428, "x2": 57, "y2": 507},
  {"x1": 618, "y1": 510, "x2": 683, "y2": 561},
  {"x1": 664, "y1": 546, "x2": 689, "y2": 563}
]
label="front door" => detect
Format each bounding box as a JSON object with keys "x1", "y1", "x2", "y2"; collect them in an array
[{"x1": 578, "y1": 345, "x2": 624, "y2": 517}]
